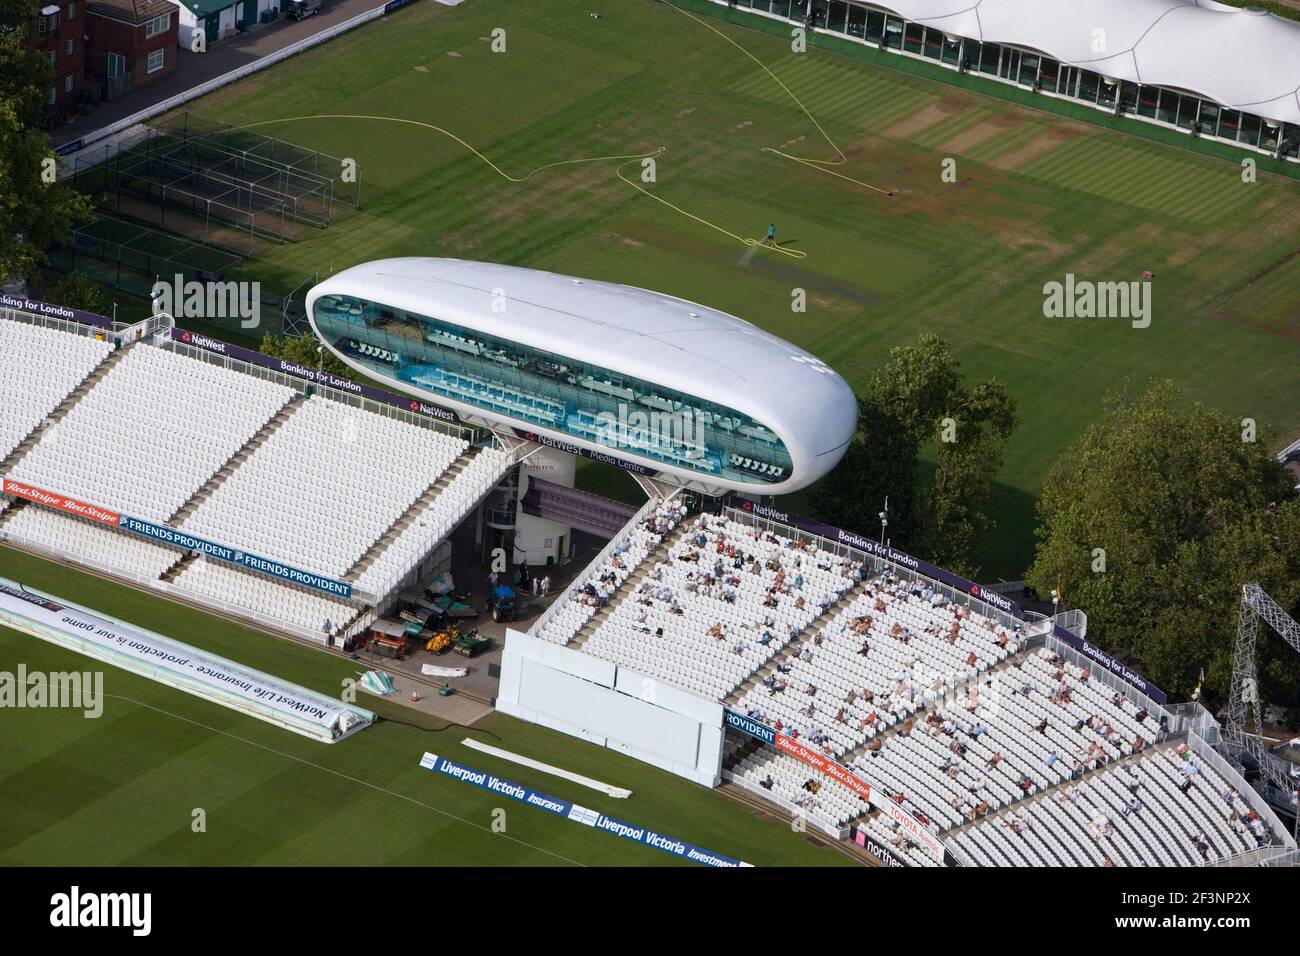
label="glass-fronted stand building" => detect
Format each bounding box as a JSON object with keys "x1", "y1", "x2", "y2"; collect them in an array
[
  {"x1": 307, "y1": 258, "x2": 858, "y2": 496},
  {"x1": 716, "y1": 0, "x2": 1300, "y2": 162}
]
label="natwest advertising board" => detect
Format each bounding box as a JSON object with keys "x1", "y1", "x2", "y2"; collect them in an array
[{"x1": 2, "y1": 478, "x2": 120, "y2": 525}]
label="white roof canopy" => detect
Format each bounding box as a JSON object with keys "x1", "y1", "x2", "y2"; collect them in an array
[{"x1": 874, "y1": 0, "x2": 1300, "y2": 124}]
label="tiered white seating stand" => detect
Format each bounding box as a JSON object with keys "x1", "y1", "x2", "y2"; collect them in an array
[
  {"x1": 736, "y1": 573, "x2": 1015, "y2": 756},
  {"x1": 181, "y1": 397, "x2": 466, "y2": 579},
  {"x1": 0, "y1": 320, "x2": 112, "y2": 461},
  {"x1": 731, "y1": 746, "x2": 868, "y2": 830},
  {"x1": 354, "y1": 445, "x2": 512, "y2": 598},
  {"x1": 534, "y1": 498, "x2": 690, "y2": 645},
  {"x1": 1, "y1": 506, "x2": 183, "y2": 580},
  {"x1": 10, "y1": 344, "x2": 294, "y2": 522},
  {"x1": 169, "y1": 557, "x2": 356, "y2": 640},
  {"x1": 580, "y1": 514, "x2": 858, "y2": 700}
]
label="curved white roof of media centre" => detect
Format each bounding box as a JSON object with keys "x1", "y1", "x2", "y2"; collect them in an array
[
  {"x1": 878, "y1": 0, "x2": 1300, "y2": 125},
  {"x1": 307, "y1": 258, "x2": 859, "y2": 493}
]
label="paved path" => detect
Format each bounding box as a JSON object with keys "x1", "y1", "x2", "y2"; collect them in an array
[{"x1": 52, "y1": 0, "x2": 385, "y2": 148}]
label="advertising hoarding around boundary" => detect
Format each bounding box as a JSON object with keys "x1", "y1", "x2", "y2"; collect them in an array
[
  {"x1": 419, "y1": 753, "x2": 749, "y2": 867},
  {"x1": 0, "y1": 578, "x2": 373, "y2": 743},
  {"x1": 724, "y1": 708, "x2": 871, "y2": 801}
]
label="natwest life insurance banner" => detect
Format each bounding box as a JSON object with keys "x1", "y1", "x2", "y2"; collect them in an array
[
  {"x1": 0, "y1": 579, "x2": 370, "y2": 741},
  {"x1": 3, "y1": 479, "x2": 120, "y2": 525}
]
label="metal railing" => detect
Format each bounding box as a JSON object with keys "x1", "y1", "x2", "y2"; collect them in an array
[
  {"x1": 723, "y1": 504, "x2": 1024, "y2": 633},
  {"x1": 1, "y1": 307, "x2": 115, "y2": 340},
  {"x1": 1187, "y1": 730, "x2": 1297, "y2": 852},
  {"x1": 1045, "y1": 630, "x2": 1167, "y2": 732},
  {"x1": 166, "y1": 337, "x2": 477, "y2": 443}
]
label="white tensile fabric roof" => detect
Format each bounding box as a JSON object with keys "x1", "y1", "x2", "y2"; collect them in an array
[{"x1": 873, "y1": 0, "x2": 1300, "y2": 124}]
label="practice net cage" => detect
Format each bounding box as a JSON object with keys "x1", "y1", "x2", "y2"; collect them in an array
[{"x1": 71, "y1": 115, "x2": 361, "y2": 245}]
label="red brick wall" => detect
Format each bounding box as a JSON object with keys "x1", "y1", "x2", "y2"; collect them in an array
[
  {"x1": 32, "y1": 2, "x2": 86, "y2": 111},
  {"x1": 85, "y1": 10, "x2": 179, "y2": 92}
]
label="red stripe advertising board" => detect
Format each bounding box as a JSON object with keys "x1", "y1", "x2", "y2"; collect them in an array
[
  {"x1": 2, "y1": 479, "x2": 120, "y2": 525},
  {"x1": 773, "y1": 733, "x2": 872, "y2": 801}
]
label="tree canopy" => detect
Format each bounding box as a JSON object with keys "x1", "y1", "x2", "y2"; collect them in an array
[
  {"x1": 810, "y1": 331, "x2": 1017, "y2": 578},
  {"x1": 0, "y1": 2, "x2": 93, "y2": 284},
  {"x1": 1025, "y1": 379, "x2": 1300, "y2": 708}
]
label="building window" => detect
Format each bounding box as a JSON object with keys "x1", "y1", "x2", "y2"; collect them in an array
[
  {"x1": 864, "y1": 9, "x2": 884, "y2": 42},
  {"x1": 825, "y1": 0, "x2": 845, "y2": 32},
  {"x1": 846, "y1": 4, "x2": 865, "y2": 39},
  {"x1": 1077, "y1": 71, "x2": 1100, "y2": 104},
  {"x1": 312, "y1": 296, "x2": 795, "y2": 483},
  {"x1": 1238, "y1": 113, "x2": 1262, "y2": 147},
  {"x1": 147, "y1": 47, "x2": 165, "y2": 74},
  {"x1": 144, "y1": 12, "x2": 171, "y2": 38},
  {"x1": 41, "y1": 11, "x2": 59, "y2": 32},
  {"x1": 1198, "y1": 100, "x2": 1220, "y2": 135},
  {"x1": 64, "y1": 74, "x2": 73, "y2": 94},
  {"x1": 66, "y1": 38, "x2": 74, "y2": 56},
  {"x1": 107, "y1": 52, "x2": 125, "y2": 78},
  {"x1": 48, "y1": 50, "x2": 56, "y2": 66},
  {"x1": 978, "y1": 42, "x2": 1000, "y2": 75},
  {"x1": 903, "y1": 22, "x2": 924, "y2": 55},
  {"x1": 810, "y1": 0, "x2": 827, "y2": 29},
  {"x1": 49, "y1": 86, "x2": 56, "y2": 105},
  {"x1": 66, "y1": 1, "x2": 75, "y2": 17},
  {"x1": 1217, "y1": 108, "x2": 1241, "y2": 141}
]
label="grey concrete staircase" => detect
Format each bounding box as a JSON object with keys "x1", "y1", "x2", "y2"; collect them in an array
[
  {"x1": 0, "y1": 346, "x2": 130, "y2": 475},
  {"x1": 344, "y1": 446, "x2": 484, "y2": 584},
  {"x1": 167, "y1": 395, "x2": 303, "y2": 524},
  {"x1": 567, "y1": 520, "x2": 693, "y2": 650}
]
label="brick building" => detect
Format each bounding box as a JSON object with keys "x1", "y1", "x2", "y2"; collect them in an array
[
  {"x1": 85, "y1": 0, "x2": 179, "y2": 101},
  {"x1": 32, "y1": 1, "x2": 86, "y2": 116}
]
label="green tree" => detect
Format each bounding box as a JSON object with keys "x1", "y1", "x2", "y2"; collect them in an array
[
  {"x1": 0, "y1": 2, "x2": 94, "y2": 283},
  {"x1": 258, "y1": 332, "x2": 353, "y2": 379},
  {"x1": 921, "y1": 379, "x2": 1017, "y2": 576},
  {"x1": 810, "y1": 332, "x2": 1017, "y2": 576},
  {"x1": 1025, "y1": 380, "x2": 1300, "y2": 704},
  {"x1": 50, "y1": 272, "x2": 110, "y2": 315}
]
